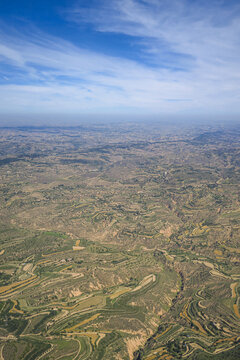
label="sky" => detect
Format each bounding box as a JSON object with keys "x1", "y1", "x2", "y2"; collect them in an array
[{"x1": 0, "y1": 0, "x2": 240, "y2": 121}]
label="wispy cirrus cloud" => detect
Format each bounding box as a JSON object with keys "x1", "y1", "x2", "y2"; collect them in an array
[
  {"x1": 0, "y1": 0, "x2": 240, "y2": 116},
  {"x1": 0, "y1": 25, "x2": 198, "y2": 114},
  {"x1": 70, "y1": 0, "x2": 240, "y2": 72}
]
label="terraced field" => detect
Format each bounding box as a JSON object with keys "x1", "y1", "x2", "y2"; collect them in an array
[{"x1": 0, "y1": 122, "x2": 239, "y2": 359}]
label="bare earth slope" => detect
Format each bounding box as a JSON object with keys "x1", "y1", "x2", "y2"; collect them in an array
[{"x1": 0, "y1": 121, "x2": 239, "y2": 359}]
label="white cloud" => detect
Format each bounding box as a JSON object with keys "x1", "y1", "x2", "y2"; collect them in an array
[
  {"x1": 71, "y1": 0, "x2": 240, "y2": 69},
  {"x1": 0, "y1": 0, "x2": 240, "y2": 116}
]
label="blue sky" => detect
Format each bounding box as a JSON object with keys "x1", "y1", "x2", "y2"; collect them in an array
[{"x1": 0, "y1": 0, "x2": 240, "y2": 118}]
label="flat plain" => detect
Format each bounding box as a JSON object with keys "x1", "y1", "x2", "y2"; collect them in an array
[{"x1": 0, "y1": 121, "x2": 239, "y2": 359}]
